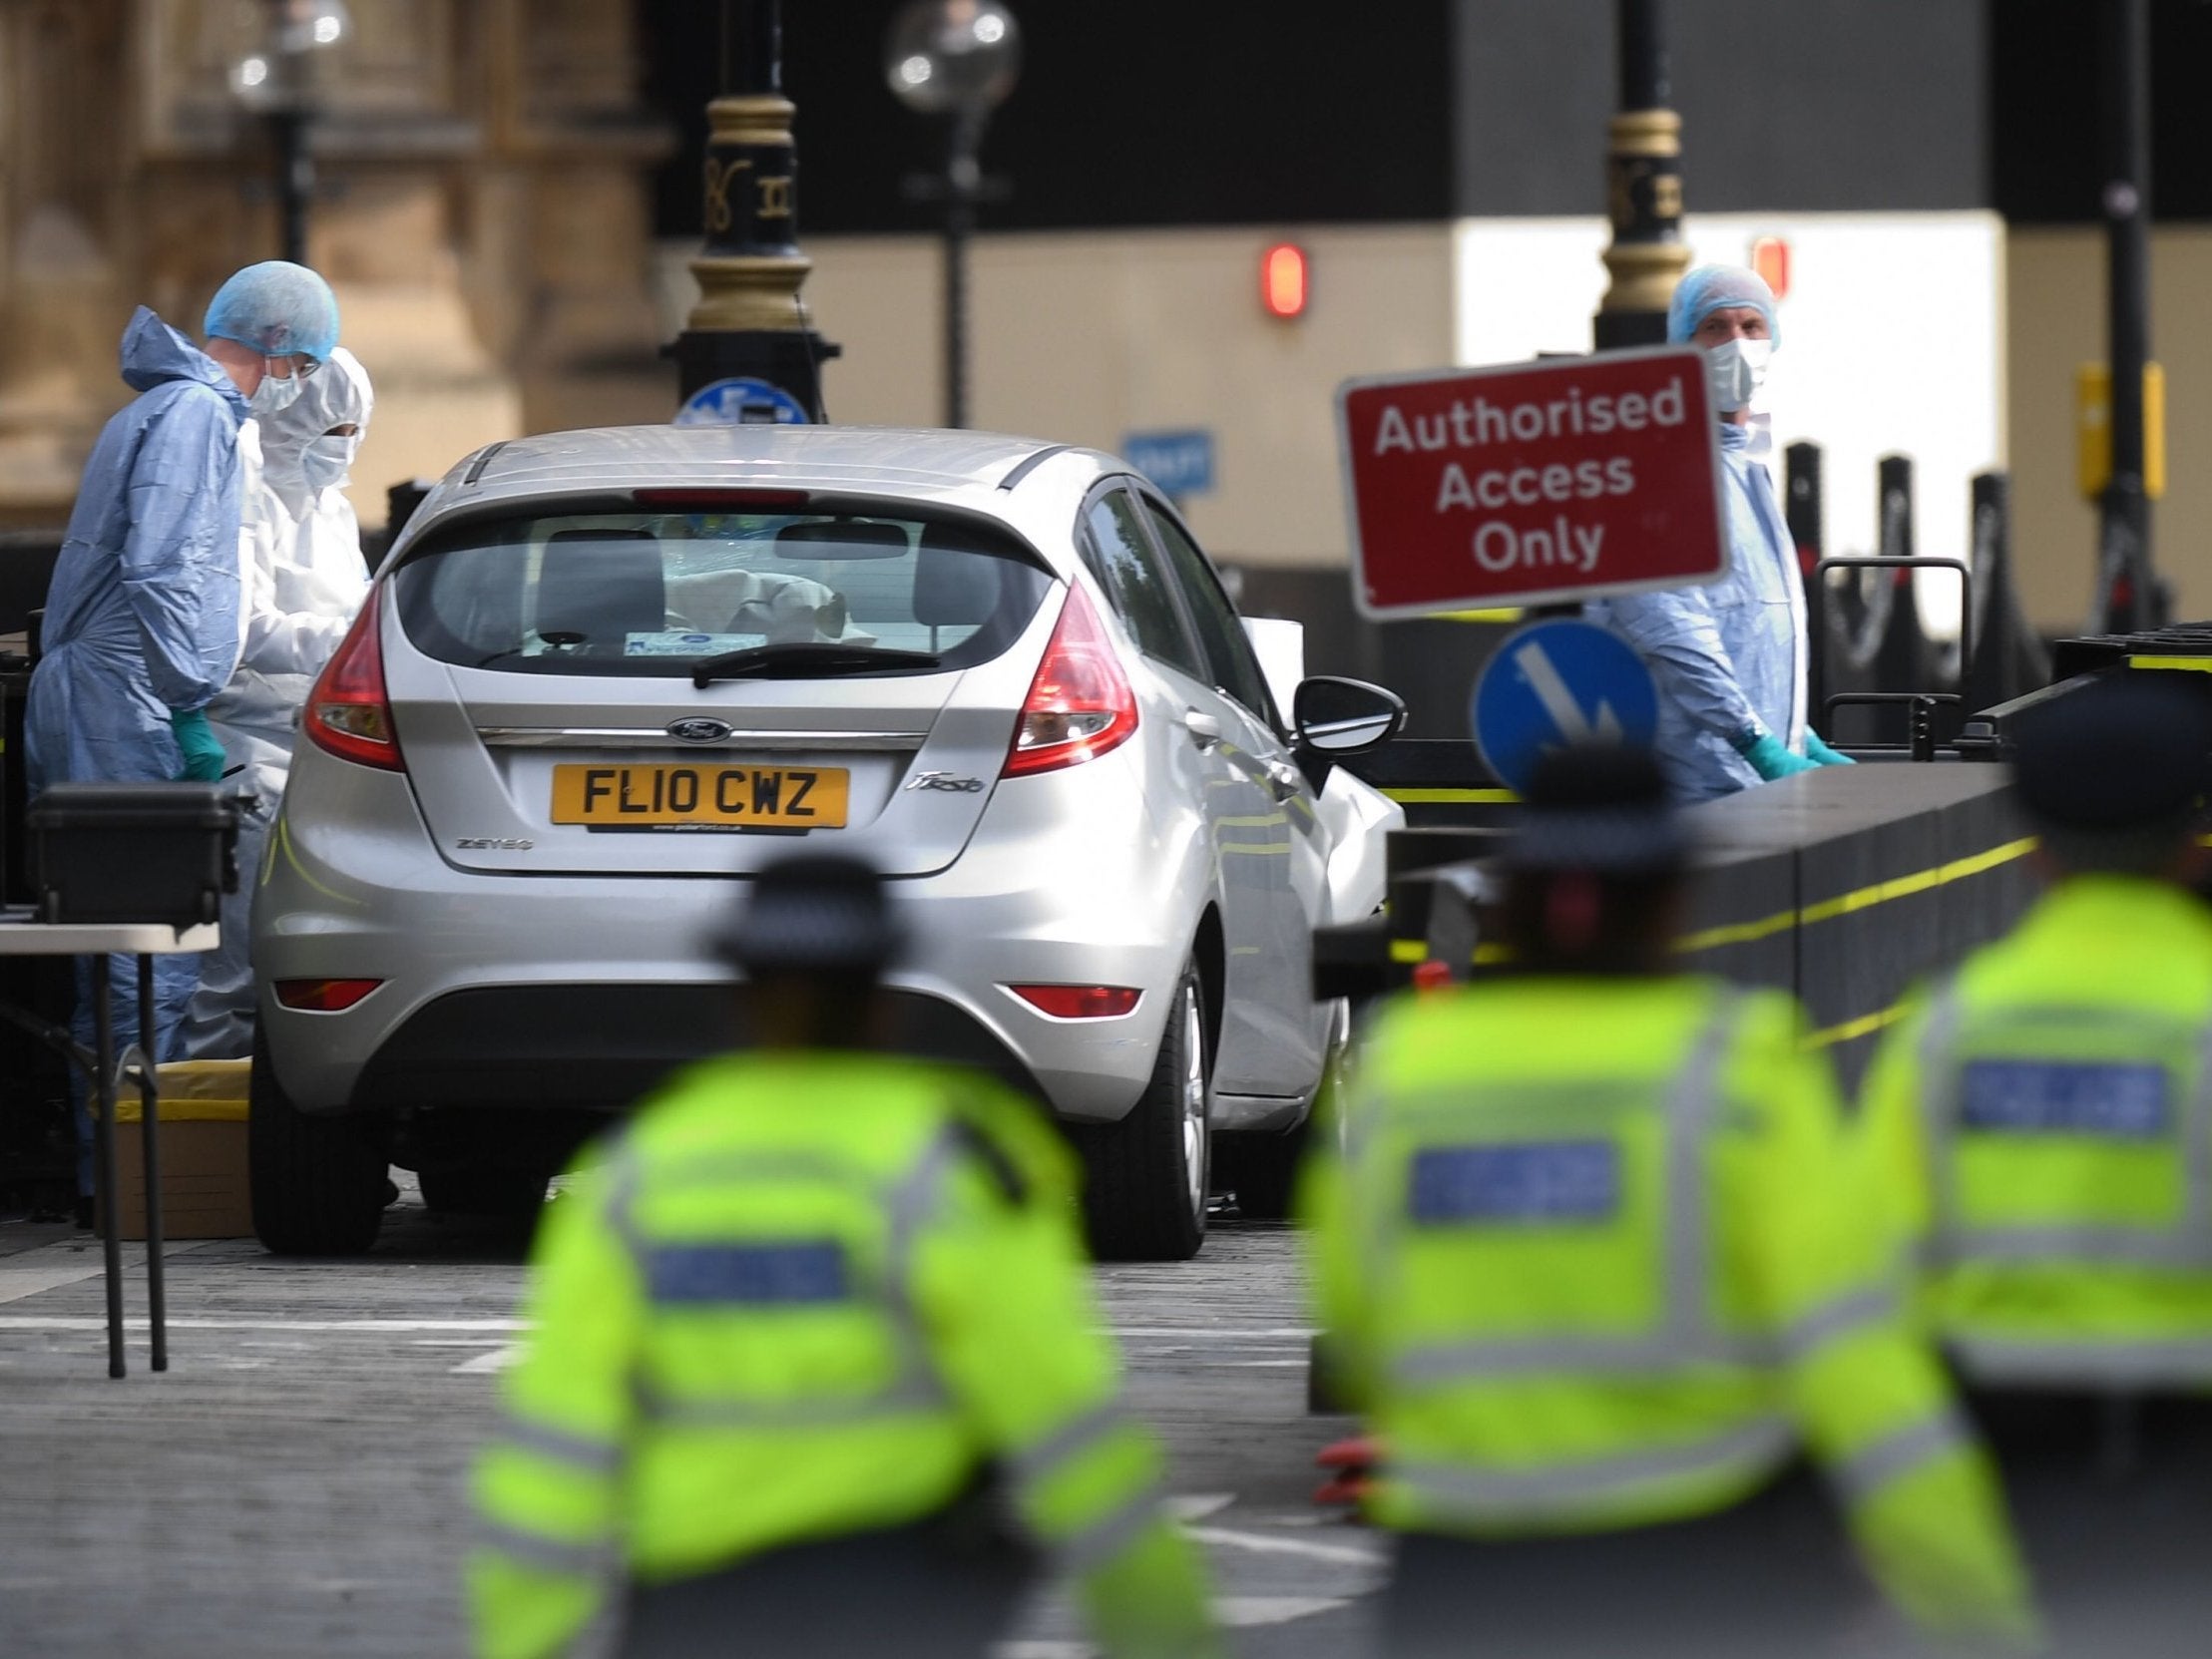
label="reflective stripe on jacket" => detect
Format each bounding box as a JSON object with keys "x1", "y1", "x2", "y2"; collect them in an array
[
  {"x1": 1861, "y1": 874, "x2": 2212, "y2": 1388},
  {"x1": 468, "y1": 1051, "x2": 1217, "y2": 1659},
  {"x1": 1299, "y1": 975, "x2": 2034, "y2": 1643}
]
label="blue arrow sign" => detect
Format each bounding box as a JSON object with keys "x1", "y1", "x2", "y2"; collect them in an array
[
  {"x1": 1472, "y1": 618, "x2": 1659, "y2": 794},
  {"x1": 674, "y1": 376, "x2": 812, "y2": 428}
]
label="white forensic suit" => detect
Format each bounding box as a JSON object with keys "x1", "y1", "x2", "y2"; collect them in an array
[{"x1": 182, "y1": 347, "x2": 374, "y2": 1059}]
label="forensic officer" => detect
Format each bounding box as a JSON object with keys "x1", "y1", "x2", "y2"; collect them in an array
[
  {"x1": 1859, "y1": 671, "x2": 2212, "y2": 1655},
  {"x1": 470, "y1": 853, "x2": 1220, "y2": 1659},
  {"x1": 1589, "y1": 265, "x2": 1853, "y2": 800},
  {"x1": 1299, "y1": 746, "x2": 2034, "y2": 1658}
]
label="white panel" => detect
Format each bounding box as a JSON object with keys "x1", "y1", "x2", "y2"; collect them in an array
[{"x1": 1452, "y1": 212, "x2": 2006, "y2": 638}]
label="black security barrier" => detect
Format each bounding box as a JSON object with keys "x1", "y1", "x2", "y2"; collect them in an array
[
  {"x1": 1961, "y1": 471, "x2": 2051, "y2": 712},
  {"x1": 1316, "y1": 765, "x2": 2033, "y2": 1094},
  {"x1": 1812, "y1": 555, "x2": 1972, "y2": 755},
  {"x1": 1784, "y1": 440, "x2": 1824, "y2": 601}
]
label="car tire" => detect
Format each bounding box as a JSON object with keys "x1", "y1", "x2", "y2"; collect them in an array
[
  {"x1": 1079, "y1": 960, "x2": 1210, "y2": 1263},
  {"x1": 1216, "y1": 1121, "x2": 1308, "y2": 1222},
  {"x1": 419, "y1": 1165, "x2": 548, "y2": 1218},
  {"x1": 248, "y1": 1035, "x2": 389, "y2": 1257}
]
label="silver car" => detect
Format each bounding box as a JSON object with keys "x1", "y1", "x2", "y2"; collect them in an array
[{"x1": 249, "y1": 426, "x2": 1405, "y2": 1260}]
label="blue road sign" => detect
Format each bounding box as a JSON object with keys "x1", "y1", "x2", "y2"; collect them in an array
[
  {"x1": 1472, "y1": 618, "x2": 1659, "y2": 794},
  {"x1": 1123, "y1": 429, "x2": 1216, "y2": 499},
  {"x1": 674, "y1": 376, "x2": 811, "y2": 428}
]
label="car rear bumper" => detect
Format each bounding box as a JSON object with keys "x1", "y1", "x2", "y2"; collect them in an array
[{"x1": 339, "y1": 983, "x2": 1047, "y2": 1114}]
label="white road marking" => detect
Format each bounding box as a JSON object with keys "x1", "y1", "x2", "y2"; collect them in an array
[
  {"x1": 0, "y1": 1316, "x2": 526, "y2": 1333},
  {"x1": 1187, "y1": 1523, "x2": 1383, "y2": 1567},
  {"x1": 0, "y1": 1240, "x2": 219, "y2": 1305},
  {"x1": 452, "y1": 1347, "x2": 518, "y2": 1375},
  {"x1": 1164, "y1": 1493, "x2": 1236, "y2": 1521},
  {"x1": 1216, "y1": 1596, "x2": 1351, "y2": 1627}
]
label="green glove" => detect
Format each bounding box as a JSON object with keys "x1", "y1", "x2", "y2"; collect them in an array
[
  {"x1": 170, "y1": 707, "x2": 227, "y2": 782},
  {"x1": 1733, "y1": 729, "x2": 1819, "y2": 782},
  {"x1": 1804, "y1": 731, "x2": 1857, "y2": 767}
]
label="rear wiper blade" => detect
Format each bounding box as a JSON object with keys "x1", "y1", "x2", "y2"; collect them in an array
[{"x1": 691, "y1": 642, "x2": 943, "y2": 689}]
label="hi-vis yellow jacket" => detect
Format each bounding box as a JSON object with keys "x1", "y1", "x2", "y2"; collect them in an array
[
  {"x1": 1860, "y1": 873, "x2": 2212, "y2": 1387},
  {"x1": 470, "y1": 1050, "x2": 1218, "y2": 1659},
  {"x1": 1299, "y1": 976, "x2": 2036, "y2": 1644}
]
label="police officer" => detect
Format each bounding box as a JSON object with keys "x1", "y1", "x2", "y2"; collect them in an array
[
  {"x1": 470, "y1": 854, "x2": 1220, "y2": 1659},
  {"x1": 1858, "y1": 671, "x2": 2212, "y2": 1656},
  {"x1": 1299, "y1": 746, "x2": 2034, "y2": 1658}
]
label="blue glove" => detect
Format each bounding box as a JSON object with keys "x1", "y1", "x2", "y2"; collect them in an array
[
  {"x1": 170, "y1": 708, "x2": 227, "y2": 782},
  {"x1": 1803, "y1": 731, "x2": 1856, "y2": 767},
  {"x1": 1733, "y1": 730, "x2": 1819, "y2": 782}
]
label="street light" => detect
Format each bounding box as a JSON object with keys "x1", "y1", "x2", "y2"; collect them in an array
[
  {"x1": 884, "y1": 0, "x2": 1022, "y2": 429},
  {"x1": 229, "y1": 0, "x2": 353, "y2": 266},
  {"x1": 1593, "y1": 0, "x2": 1687, "y2": 351}
]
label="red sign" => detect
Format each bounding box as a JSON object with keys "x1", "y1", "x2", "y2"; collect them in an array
[{"x1": 1335, "y1": 347, "x2": 1728, "y2": 619}]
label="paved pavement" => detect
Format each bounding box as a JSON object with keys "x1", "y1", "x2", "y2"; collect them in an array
[{"x1": 0, "y1": 1185, "x2": 1377, "y2": 1657}]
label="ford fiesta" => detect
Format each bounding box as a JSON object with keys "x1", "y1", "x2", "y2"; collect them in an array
[{"x1": 249, "y1": 425, "x2": 1405, "y2": 1260}]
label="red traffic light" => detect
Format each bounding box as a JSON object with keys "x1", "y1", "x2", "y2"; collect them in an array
[
  {"x1": 1261, "y1": 242, "x2": 1309, "y2": 319},
  {"x1": 1749, "y1": 235, "x2": 1791, "y2": 301}
]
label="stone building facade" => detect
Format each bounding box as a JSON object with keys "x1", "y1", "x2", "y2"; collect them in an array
[{"x1": 0, "y1": 0, "x2": 672, "y2": 532}]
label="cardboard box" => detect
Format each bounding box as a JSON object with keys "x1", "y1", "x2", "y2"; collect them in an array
[{"x1": 103, "y1": 1060, "x2": 250, "y2": 1241}]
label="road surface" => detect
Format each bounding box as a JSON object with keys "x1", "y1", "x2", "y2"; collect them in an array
[{"x1": 0, "y1": 1184, "x2": 1376, "y2": 1656}]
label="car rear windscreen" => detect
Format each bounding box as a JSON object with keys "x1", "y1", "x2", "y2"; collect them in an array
[{"x1": 392, "y1": 509, "x2": 1055, "y2": 676}]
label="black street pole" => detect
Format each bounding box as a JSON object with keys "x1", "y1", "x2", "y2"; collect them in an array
[
  {"x1": 2096, "y1": 0, "x2": 2154, "y2": 632},
  {"x1": 671, "y1": 0, "x2": 839, "y2": 414},
  {"x1": 267, "y1": 104, "x2": 310, "y2": 266},
  {"x1": 1594, "y1": 0, "x2": 1687, "y2": 352},
  {"x1": 943, "y1": 112, "x2": 982, "y2": 429}
]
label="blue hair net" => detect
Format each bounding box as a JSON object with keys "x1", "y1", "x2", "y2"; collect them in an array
[
  {"x1": 203, "y1": 260, "x2": 340, "y2": 362},
  {"x1": 1666, "y1": 264, "x2": 1778, "y2": 348}
]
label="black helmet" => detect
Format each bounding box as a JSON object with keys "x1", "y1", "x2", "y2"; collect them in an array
[
  {"x1": 1505, "y1": 744, "x2": 1688, "y2": 876},
  {"x1": 709, "y1": 854, "x2": 906, "y2": 978},
  {"x1": 2009, "y1": 673, "x2": 2212, "y2": 834}
]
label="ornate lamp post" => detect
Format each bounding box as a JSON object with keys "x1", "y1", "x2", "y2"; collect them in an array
[
  {"x1": 1592, "y1": 0, "x2": 1688, "y2": 352},
  {"x1": 229, "y1": 0, "x2": 352, "y2": 265},
  {"x1": 884, "y1": 0, "x2": 1022, "y2": 429},
  {"x1": 672, "y1": 0, "x2": 838, "y2": 420}
]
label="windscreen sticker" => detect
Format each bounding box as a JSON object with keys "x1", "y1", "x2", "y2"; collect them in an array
[
  {"x1": 1959, "y1": 1059, "x2": 2172, "y2": 1139},
  {"x1": 623, "y1": 631, "x2": 768, "y2": 657},
  {"x1": 644, "y1": 1240, "x2": 850, "y2": 1305},
  {"x1": 1408, "y1": 1141, "x2": 1620, "y2": 1225}
]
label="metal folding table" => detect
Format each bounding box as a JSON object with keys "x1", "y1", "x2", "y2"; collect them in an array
[{"x1": 0, "y1": 909, "x2": 218, "y2": 1377}]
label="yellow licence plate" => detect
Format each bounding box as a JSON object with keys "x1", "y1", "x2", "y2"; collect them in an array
[{"x1": 551, "y1": 764, "x2": 850, "y2": 829}]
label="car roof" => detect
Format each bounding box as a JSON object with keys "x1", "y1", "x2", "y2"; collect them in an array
[{"x1": 435, "y1": 424, "x2": 1090, "y2": 506}]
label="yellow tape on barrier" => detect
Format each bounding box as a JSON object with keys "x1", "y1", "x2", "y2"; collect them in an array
[{"x1": 1383, "y1": 787, "x2": 1519, "y2": 805}]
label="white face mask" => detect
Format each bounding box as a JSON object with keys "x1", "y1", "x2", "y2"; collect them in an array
[
  {"x1": 300, "y1": 434, "x2": 358, "y2": 493},
  {"x1": 248, "y1": 362, "x2": 307, "y2": 416},
  {"x1": 1703, "y1": 336, "x2": 1773, "y2": 415}
]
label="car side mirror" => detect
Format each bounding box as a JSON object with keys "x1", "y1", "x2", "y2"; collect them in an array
[{"x1": 1293, "y1": 676, "x2": 1407, "y2": 755}]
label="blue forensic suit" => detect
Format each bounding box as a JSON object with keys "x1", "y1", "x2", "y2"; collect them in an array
[
  {"x1": 26, "y1": 308, "x2": 249, "y2": 1186},
  {"x1": 1590, "y1": 422, "x2": 1807, "y2": 801}
]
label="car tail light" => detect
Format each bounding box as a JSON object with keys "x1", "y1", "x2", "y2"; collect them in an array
[
  {"x1": 1003, "y1": 586, "x2": 1138, "y2": 777},
  {"x1": 273, "y1": 979, "x2": 384, "y2": 1013},
  {"x1": 304, "y1": 594, "x2": 404, "y2": 771},
  {"x1": 1009, "y1": 985, "x2": 1143, "y2": 1020}
]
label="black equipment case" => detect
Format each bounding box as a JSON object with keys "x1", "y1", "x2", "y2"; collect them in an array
[{"x1": 28, "y1": 782, "x2": 236, "y2": 927}]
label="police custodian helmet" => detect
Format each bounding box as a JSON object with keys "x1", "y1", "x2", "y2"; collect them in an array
[{"x1": 709, "y1": 853, "x2": 908, "y2": 978}]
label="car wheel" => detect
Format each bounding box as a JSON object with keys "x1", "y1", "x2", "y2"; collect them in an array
[
  {"x1": 1215, "y1": 1120, "x2": 1308, "y2": 1222},
  {"x1": 248, "y1": 1034, "x2": 389, "y2": 1256},
  {"x1": 419, "y1": 1165, "x2": 548, "y2": 1218},
  {"x1": 1079, "y1": 960, "x2": 1210, "y2": 1262}
]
